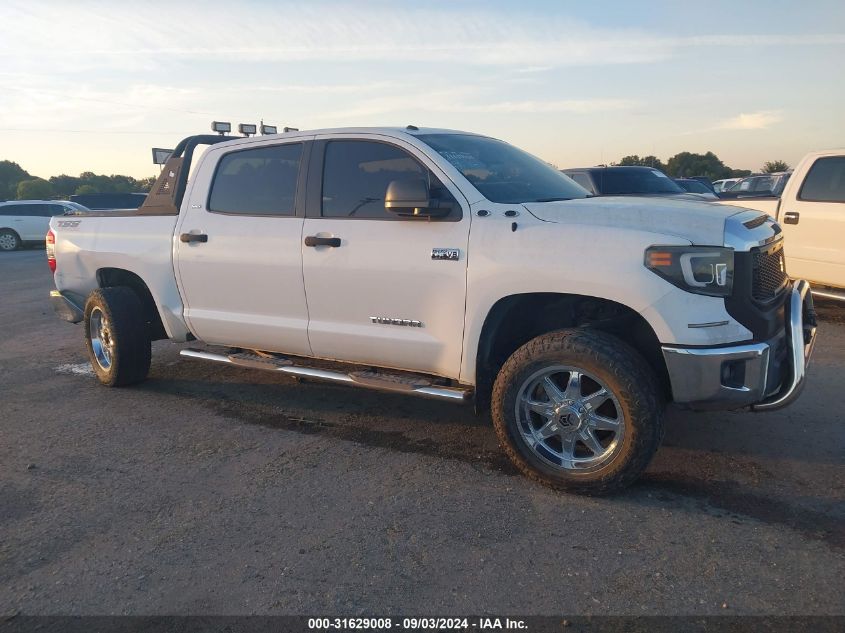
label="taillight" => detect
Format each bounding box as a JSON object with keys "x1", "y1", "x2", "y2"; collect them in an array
[{"x1": 46, "y1": 229, "x2": 56, "y2": 272}]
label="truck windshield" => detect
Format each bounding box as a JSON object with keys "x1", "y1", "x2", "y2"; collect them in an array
[{"x1": 417, "y1": 134, "x2": 589, "y2": 204}]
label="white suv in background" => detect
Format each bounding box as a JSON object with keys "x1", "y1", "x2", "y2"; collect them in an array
[{"x1": 0, "y1": 200, "x2": 87, "y2": 251}]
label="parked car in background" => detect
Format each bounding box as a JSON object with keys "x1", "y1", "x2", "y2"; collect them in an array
[
  {"x1": 673, "y1": 178, "x2": 718, "y2": 199},
  {"x1": 0, "y1": 200, "x2": 89, "y2": 251},
  {"x1": 70, "y1": 192, "x2": 148, "y2": 211},
  {"x1": 561, "y1": 166, "x2": 710, "y2": 200},
  {"x1": 718, "y1": 150, "x2": 844, "y2": 300},
  {"x1": 712, "y1": 178, "x2": 743, "y2": 193},
  {"x1": 720, "y1": 172, "x2": 792, "y2": 199}
]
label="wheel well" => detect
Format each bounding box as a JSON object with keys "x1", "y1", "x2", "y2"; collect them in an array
[
  {"x1": 475, "y1": 293, "x2": 671, "y2": 411},
  {"x1": 96, "y1": 268, "x2": 167, "y2": 341}
]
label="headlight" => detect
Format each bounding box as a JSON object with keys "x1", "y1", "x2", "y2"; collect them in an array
[{"x1": 645, "y1": 246, "x2": 734, "y2": 297}]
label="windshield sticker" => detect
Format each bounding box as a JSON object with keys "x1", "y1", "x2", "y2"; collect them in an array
[{"x1": 441, "y1": 151, "x2": 486, "y2": 172}]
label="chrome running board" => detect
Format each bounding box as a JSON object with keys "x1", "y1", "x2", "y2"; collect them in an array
[
  {"x1": 811, "y1": 287, "x2": 845, "y2": 302},
  {"x1": 179, "y1": 349, "x2": 472, "y2": 403}
]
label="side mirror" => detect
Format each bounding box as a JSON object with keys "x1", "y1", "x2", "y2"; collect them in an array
[{"x1": 384, "y1": 178, "x2": 448, "y2": 218}]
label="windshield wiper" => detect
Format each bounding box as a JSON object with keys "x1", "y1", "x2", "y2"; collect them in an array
[{"x1": 533, "y1": 197, "x2": 572, "y2": 202}]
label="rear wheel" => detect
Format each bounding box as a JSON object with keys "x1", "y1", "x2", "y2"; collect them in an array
[
  {"x1": 84, "y1": 287, "x2": 151, "y2": 387},
  {"x1": 0, "y1": 229, "x2": 21, "y2": 251},
  {"x1": 492, "y1": 329, "x2": 664, "y2": 494}
]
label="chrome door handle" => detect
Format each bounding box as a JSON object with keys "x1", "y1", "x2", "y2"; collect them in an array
[{"x1": 783, "y1": 212, "x2": 800, "y2": 225}]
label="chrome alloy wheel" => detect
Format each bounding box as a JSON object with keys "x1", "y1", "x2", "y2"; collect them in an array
[
  {"x1": 0, "y1": 233, "x2": 18, "y2": 251},
  {"x1": 515, "y1": 365, "x2": 626, "y2": 472},
  {"x1": 89, "y1": 307, "x2": 114, "y2": 370}
]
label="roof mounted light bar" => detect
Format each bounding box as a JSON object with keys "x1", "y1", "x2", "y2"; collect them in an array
[
  {"x1": 211, "y1": 121, "x2": 231, "y2": 135},
  {"x1": 238, "y1": 123, "x2": 257, "y2": 137}
]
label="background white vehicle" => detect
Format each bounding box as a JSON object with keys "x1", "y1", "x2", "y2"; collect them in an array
[
  {"x1": 0, "y1": 200, "x2": 87, "y2": 251},
  {"x1": 718, "y1": 149, "x2": 845, "y2": 300},
  {"x1": 47, "y1": 126, "x2": 817, "y2": 494},
  {"x1": 712, "y1": 178, "x2": 742, "y2": 193}
]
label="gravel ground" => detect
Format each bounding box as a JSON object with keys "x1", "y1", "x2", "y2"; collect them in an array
[{"x1": 1, "y1": 248, "x2": 843, "y2": 616}]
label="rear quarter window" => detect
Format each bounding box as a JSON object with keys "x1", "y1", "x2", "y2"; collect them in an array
[{"x1": 798, "y1": 157, "x2": 845, "y2": 203}]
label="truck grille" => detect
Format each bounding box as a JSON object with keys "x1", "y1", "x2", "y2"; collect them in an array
[{"x1": 752, "y1": 243, "x2": 788, "y2": 302}]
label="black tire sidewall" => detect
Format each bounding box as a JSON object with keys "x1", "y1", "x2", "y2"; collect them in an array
[{"x1": 83, "y1": 287, "x2": 151, "y2": 387}]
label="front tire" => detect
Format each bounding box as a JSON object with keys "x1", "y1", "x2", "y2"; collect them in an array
[
  {"x1": 492, "y1": 329, "x2": 664, "y2": 495},
  {"x1": 0, "y1": 229, "x2": 21, "y2": 251},
  {"x1": 83, "y1": 287, "x2": 151, "y2": 387}
]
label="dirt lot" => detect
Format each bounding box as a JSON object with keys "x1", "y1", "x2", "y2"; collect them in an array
[{"x1": 1, "y1": 248, "x2": 843, "y2": 616}]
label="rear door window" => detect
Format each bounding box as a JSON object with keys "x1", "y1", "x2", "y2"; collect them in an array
[
  {"x1": 208, "y1": 143, "x2": 303, "y2": 216},
  {"x1": 798, "y1": 157, "x2": 845, "y2": 203}
]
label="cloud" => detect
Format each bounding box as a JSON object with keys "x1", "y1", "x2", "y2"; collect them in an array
[
  {"x1": 717, "y1": 110, "x2": 784, "y2": 130},
  {"x1": 446, "y1": 99, "x2": 639, "y2": 114},
  {"x1": 0, "y1": 2, "x2": 670, "y2": 71},
  {"x1": 309, "y1": 90, "x2": 638, "y2": 123}
]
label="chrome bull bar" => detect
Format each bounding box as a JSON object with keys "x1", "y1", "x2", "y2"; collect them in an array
[{"x1": 752, "y1": 279, "x2": 817, "y2": 411}]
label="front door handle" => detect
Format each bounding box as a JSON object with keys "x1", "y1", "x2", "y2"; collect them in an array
[
  {"x1": 783, "y1": 211, "x2": 800, "y2": 225},
  {"x1": 304, "y1": 236, "x2": 341, "y2": 247},
  {"x1": 180, "y1": 232, "x2": 208, "y2": 243}
]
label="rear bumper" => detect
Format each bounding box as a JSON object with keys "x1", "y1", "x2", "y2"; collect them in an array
[
  {"x1": 662, "y1": 280, "x2": 817, "y2": 411},
  {"x1": 50, "y1": 290, "x2": 84, "y2": 323}
]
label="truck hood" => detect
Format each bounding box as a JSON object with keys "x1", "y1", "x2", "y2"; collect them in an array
[{"x1": 522, "y1": 196, "x2": 742, "y2": 245}]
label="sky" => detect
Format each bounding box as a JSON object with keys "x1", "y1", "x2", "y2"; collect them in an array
[{"x1": 1, "y1": 0, "x2": 844, "y2": 180}]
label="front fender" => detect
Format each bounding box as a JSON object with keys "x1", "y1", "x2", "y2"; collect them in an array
[{"x1": 459, "y1": 210, "x2": 751, "y2": 384}]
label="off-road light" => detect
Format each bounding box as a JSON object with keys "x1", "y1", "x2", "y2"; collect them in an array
[
  {"x1": 260, "y1": 124, "x2": 277, "y2": 135},
  {"x1": 152, "y1": 148, "x2": 174, "y2": 165},
  {"x1": 238, "y1": 123, "x2": 257, "y2": 137},
  {"x1": 211, "y1": 121, "x2": 231, "y2": 135}
]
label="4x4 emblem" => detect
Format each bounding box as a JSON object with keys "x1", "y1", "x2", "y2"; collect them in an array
[{"x1": 432, "y1": 248, "x2": 460, "y2": 261}]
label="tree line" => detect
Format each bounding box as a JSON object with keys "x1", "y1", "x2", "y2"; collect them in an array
[
  {"x1": 615, "y1": 152, "x2": 790, "y2": 181},
  {"x1": 0, "y1": 160, "x2": 155, "y2": 201},
  {"x1": 2, "y1": 151, "x2": 792, "y2": 201}
]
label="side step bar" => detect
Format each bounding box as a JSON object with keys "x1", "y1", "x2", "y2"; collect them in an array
[
  {"x1": 811, "y1": 287, "x2": 845, "y2": 302},
  {"x1": 179, "y1": 349, "x2": 473, "y2": 403}
]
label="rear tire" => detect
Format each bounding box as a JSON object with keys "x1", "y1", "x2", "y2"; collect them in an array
[
  {"x1": 0, "y1": 229, "x2": 21, "y2": 251},
  {"x1": 492, "y1": 328, "x2": 664, "y2": 495},
  {"x1": 84, "y1": 287, "x2": 151, "y2": 387}
]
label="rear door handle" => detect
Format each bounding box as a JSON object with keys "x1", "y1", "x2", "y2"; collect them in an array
[
  {"x1": 783, "y1": 211, "x2": 800, "y2": 225},
  {"x1": 304, "y1": 236, "x2": 341, "y2": 247},
  {"x1": 180, "y1": 233, "x2": 208, "y2": 243}
]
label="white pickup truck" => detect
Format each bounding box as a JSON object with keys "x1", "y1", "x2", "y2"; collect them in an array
[
  {"x1": 718, "y1": 149, "x2": 845, "y2": 301},
  {"x1": 47, "y1": 126, "x2": 818, "y2": 494}
]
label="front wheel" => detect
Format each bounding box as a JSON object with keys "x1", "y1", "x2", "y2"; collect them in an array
[
  {"x1": 84, "y1": 287, "x2": 151, "y2": 387},
  {"x1": 492, "y1": 329, "x2": 664, "y2": 495}
]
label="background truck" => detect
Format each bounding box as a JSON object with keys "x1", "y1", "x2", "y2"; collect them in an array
[
  {"x1": 47, "y1": 126, "x2": 817, "y2": 494},
  {"x1": 718, "y1": 149, "x2": 845, "y2": 301}
]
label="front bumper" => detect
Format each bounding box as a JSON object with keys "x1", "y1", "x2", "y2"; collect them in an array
[
  {"x1": 662, "y1": 280, "x2": 817, "y2": 411},
  {"x1": 50, "y1": 290, "x2": 84, "y2": 323}
]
